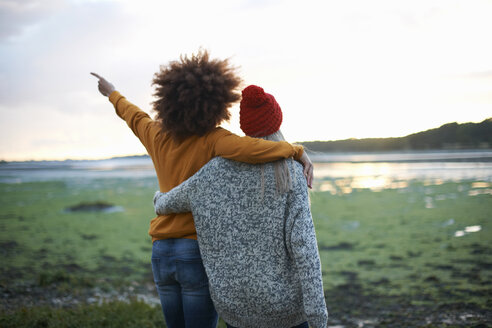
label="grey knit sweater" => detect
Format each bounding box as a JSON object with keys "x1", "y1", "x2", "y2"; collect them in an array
[{"x1": 153, "y1": 157, "x2": 328, "y2": 328}]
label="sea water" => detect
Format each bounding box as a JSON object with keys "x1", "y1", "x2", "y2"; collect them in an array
[{"x1": 1, "y1": 150, "x2": 491, "y2": 184}]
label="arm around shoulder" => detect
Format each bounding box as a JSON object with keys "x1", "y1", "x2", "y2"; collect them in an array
[
  {"x1": 153, "y1": 175, "x2": 197, "y2": 215},
  {"x1": 212, "y1": 128, "x2": 304, "y2": 164}
]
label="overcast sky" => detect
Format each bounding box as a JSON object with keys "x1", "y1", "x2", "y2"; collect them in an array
[{"x1": 1, "y1": 0, "x2": 491, "y2": 161}]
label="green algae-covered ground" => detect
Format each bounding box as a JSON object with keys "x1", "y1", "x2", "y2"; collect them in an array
[
  {"x1": 0, "y1": 179, "x2": 157, "y2": 285},
  {"x1": 310, "y1": 179, "x2": 492, "y2": 326},
  {"x1": 312, "y1": 180, "x2": 491, "y2": 302},
  {"x1": 1, "y1": 177, "x2": 491, "y2": 327}
]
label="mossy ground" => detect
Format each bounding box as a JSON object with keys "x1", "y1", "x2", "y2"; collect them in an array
[
  {"x1": 311, "y1": 179, "x2": 491, "y2": 303},
  {"x1": 310, "y1": 178, "x2": 492, "y2": 326},
  {"x1": 0, "y1": 177, "x2": 491, "y2": 327},
  {"x1": 0, "y1": 179, "x2": 157, "y2": 286}
]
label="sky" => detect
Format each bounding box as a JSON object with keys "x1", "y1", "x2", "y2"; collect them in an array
[{"x1": 0, "y1": 0, "x2": 491, "y2": 161}]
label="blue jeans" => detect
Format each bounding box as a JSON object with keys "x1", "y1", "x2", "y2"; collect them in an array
[
  {"x1": 226, "y1": 322, "x2": 309, "y2": 328},
  {"x1": 151, "y1": 238, "x2": 218, "y2": 328}
]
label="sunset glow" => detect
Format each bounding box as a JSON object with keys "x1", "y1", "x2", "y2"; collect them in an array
[{"x1": 1, "y1": 0, "x2": 491, "y2": 161}]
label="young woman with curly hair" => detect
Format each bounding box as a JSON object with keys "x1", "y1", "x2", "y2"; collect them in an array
[{"x1": 91, "y1": 50, "x2": 313, "y2": 328}]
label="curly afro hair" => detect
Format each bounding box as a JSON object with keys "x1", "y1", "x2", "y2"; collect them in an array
[{"x1": 152, "y1": 50, "x2": 242, "y2": 141}]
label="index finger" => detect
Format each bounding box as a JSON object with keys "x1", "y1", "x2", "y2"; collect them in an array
[{"x1": 90, "y1": 72, "x2": 102, "y2": 79}]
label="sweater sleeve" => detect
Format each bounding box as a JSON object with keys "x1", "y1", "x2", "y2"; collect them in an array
[
  {"x1": 211, "y1": 128, "x2": 304, "y2": 163},
  {"x1": 288, "y1": 169, "x2": 328, "y2": 328},
  {"x1": 109, "y1": 91, "x2": 158, "y2": 153},
  {"x1": 153, "y1": 178, "x2": 194, "y2": 215}
]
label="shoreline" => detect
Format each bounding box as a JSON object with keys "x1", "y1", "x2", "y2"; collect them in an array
[{"x1": 2, "y1": 149, "x2": 492, "y2": 165}]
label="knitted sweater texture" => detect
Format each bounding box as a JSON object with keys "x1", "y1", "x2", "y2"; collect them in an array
[{"x1": 154, "y1": 158, "x2": 328, "y2": 328}]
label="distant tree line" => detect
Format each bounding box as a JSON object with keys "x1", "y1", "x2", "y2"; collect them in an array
[{"x1": 299, "y1": 118, "x2": 492, "y2": 152}]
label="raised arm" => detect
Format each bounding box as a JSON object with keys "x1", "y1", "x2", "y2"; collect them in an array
[{"x1": 91, "y1": 73, "x2": 157, "y2": 151}]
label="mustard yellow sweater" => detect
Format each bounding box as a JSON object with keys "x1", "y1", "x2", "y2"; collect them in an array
[{"x1": 109, "y1": 91, "x2": 304, "y2": 241}]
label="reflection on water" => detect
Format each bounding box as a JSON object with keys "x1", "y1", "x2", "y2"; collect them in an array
[
  {"x1": 314, "y1": 161, "x2": 492, "y2": 182},
  {"x1": 424, "y1": 179, "x2": 444, "y2": 186},
  {"x1": 1, "y1": 151, "x2": 492, "y2": 186},
  {"x1": 471, "y1": 182, "x2": 491, "y2": 188},
  {"x1": 465, "y1": 225, "x2": 482, "y2": 233},
  {"x1": 468, "y1": 182, "x2": 492, "y2": 196},
  {"x1": 317, "y1": 177, "x2": 409, "y2": 194},
  {"x1": 454, "y1": 225, "x2": 482, "y2": 237},
  {"x1": 310, "y1": 150, "x2": 492, "y2": 163},
  {"x1": 468, "y1": 189, "x2": 492, "y2": 196},
  {"x1": 312, "y1": 153, "x2": 492, "y2": 195},
  {"x1": 351, "y1": 176, "x2": 389, "y2": 191},
  {"x1": 316, "y1": 174, "x2": 492, "y2": 198}
]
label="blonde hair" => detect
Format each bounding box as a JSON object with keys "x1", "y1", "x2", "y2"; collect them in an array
[{"x1": 260, "y1": 130, "x2": 293, "y2": 195}]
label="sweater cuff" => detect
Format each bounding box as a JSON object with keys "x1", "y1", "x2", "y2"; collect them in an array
[
  {"x1": 108, "y1": 90, "x2": 123, "y2": 105},
  {"x1": 293, "y1": 145, "x2": 304, "y2": 161}
]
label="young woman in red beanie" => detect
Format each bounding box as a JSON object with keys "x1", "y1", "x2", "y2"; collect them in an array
[
  {"x1": 153, "y1": 85, "x2": 328, "y2": 328},
  {"x1": 91, "y1": 50, "x2": 314, "y2": 328}
]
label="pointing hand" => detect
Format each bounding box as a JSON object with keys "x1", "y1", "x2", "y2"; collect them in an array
[{"x1": 90, "y1": 72, "x2": 115, "y2": 97}]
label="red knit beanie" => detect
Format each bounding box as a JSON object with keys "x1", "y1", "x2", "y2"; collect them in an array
[{"x1": 239, "y1": 85, "x2": 283, "y2": 137}]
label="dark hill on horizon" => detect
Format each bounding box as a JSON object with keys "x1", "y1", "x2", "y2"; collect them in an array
[{"x1": 299, "y1": 118, "x2": 492, "y2": 152}]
